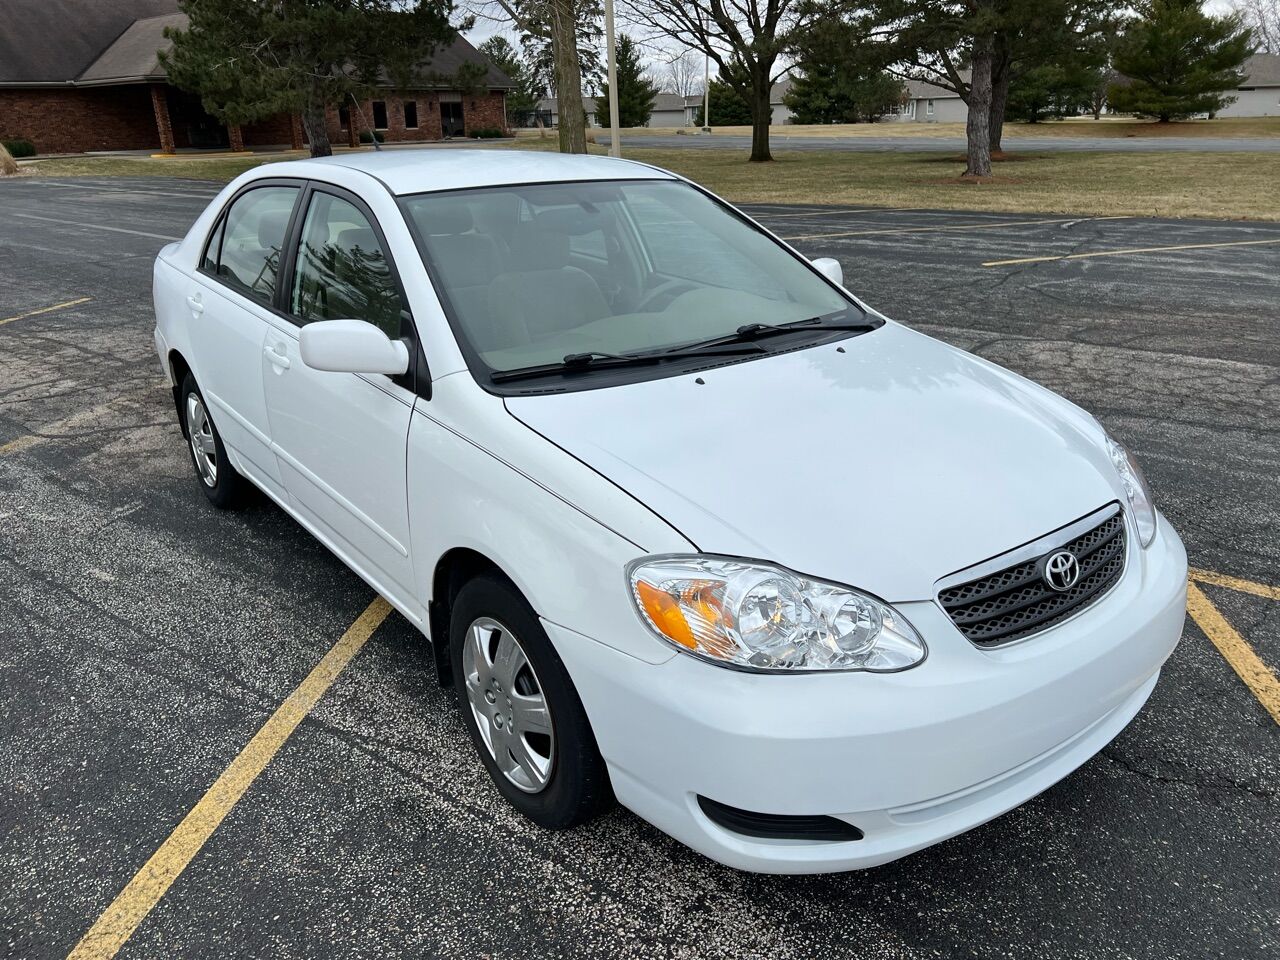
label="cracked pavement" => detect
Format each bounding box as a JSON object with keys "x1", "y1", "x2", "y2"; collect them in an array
[{"x1": 1, "y1": 178, "x2": 1277, "y2": 959}]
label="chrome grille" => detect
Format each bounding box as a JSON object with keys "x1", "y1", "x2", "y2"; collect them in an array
[{"x1": 938, "y1": 511, "x2": 1127, "y2": 647}]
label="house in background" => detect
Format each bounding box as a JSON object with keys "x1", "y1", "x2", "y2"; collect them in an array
[
  {"x1": 533, "y1": 93, "x2": 687, "y2": 129},
  {"x1": 677, "y1": 80, "x2": 797, "y2": 127},
  {"x1": 536, "y1": 81, "x2": 797, "y2": 129},
  {"x1": 0, "y1": 0, "x2": 512, "y2": 155},
  {"x1": 889, "y1": 78, "x2": 967, "y2": 123},
  {"x1": 1218, "y1": 53, "x2": 1280, "y2": 117}
]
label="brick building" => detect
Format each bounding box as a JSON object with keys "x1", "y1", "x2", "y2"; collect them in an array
[{"x1": 0, "y1": 0, "x2": 512, "y2": 155}]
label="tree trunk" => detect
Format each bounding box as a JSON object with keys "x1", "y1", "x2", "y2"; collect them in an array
[
  {"x1": 988, "y1": 49, "x2": 1009, "y2": 153},
  {"x1": 302, "y1": 88, "x2": 331, "y2": 158},
  {"x1": 549, "y1": 0, "x2": 587, "y2": 154},
  {"x1": 749, "y1": 70, "x2": 772, "y2": 162},
  {"x1": 965, "y1": 31, "x2": 994, "y2": 178}
]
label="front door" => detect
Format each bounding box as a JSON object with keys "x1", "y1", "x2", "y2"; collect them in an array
[
  {"x1": 261, "y1": 185, "x2": 419, "y2": 607},
  {"x1": 440, "y1": 100, "x2": 465, "y2": 138}
]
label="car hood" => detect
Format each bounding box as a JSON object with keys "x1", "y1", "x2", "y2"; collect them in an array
[{"x1": 504, "y1": 322, "x2": 1124, "y2": 601}]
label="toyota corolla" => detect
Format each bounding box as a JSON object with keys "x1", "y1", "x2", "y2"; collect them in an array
[{"x1": 152, "y1": 150, "x2": 1187, "y2": 873}]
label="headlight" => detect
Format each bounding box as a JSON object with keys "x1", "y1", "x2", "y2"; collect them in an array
[
  {"x1": 1105, "y1": 434, "x2": 1157, "y2": 548},
  {"x1": 627, "y1": 556, "x2": 926, "y2": 673}
]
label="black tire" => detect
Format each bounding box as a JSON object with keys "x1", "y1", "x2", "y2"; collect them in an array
[
  {"x1": 450, "y1": 574, "x2": 612, "y2": 829},
  {"x1": 180, "y1": 372, "x2": 248, "y2": 509}
]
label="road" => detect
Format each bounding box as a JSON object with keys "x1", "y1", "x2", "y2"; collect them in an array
[
  {"x1": 610, "y1": 132, "x2": 1280, "y2": 152},
  {"x1": 1, "y1": 176, "x2": 1277, "y2": 960}
]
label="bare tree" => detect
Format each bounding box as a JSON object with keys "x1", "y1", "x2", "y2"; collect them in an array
[
  {"x1": 661, "y1": 48, "x2": 703, "y2": 96},
  {"x1": 478, "y1": 0, "x2": 593, "y2": 152},
  {"x1": 1235, "y1": 0, "x2": 1280, "y2": 52},
  {"x1": 620, "y1": 0, "x2": 814, "y2": 161}
]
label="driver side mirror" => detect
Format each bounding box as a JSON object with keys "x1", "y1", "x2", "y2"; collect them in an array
[
  {"x1": 811, "y1": 257, "x2": 843, "y2": 287},
  {"x1": 299, "y1": 319, "x2": 410, "y2": 376}
]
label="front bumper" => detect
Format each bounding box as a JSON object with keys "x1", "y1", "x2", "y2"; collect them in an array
[{"x1": 547, "y1": 514, "x2": 1187, "y2": 874}]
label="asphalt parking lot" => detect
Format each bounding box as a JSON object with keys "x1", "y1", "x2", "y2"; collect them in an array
[{"x1": 1, "y1": 175, "x2": 1277, "y2": 960}]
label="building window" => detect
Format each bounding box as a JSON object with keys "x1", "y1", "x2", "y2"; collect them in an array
[
  {"x1": 372, "y1": 100, "x2": 388, "y2": 130},
  {"x1": 338, "y1": 106, "x2": 351, "y2": 130},
  {"x1": 926, "y1": 99, "x2": 935, "y2": 116},
  {"x1": 404, "y1": 100, "x2": 418, "y2": 129}
]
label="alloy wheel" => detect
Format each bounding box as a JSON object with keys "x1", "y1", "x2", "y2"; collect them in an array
[
  {"x1": 461, "y1": 616, "x2": 556, "y2": 793},
  {"x1": 186, "y1": 393, "x2": 218, "y2": 487}
]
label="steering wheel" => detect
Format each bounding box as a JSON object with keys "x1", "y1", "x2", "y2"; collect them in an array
[{"x1": 635, "y1": 278, "x2": 698, "y2": 313}]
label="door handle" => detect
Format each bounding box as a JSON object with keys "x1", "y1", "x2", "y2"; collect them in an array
[
  {"x1": 186, "y1": 293, "x2": 204, "y2": 315},
  {"x1": 264, "y1": 343, "x2": 291, "y2": 370}
]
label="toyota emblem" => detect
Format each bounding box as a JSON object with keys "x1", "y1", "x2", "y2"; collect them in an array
[{"x1": 1042, "y1": 551, "x2": 1081, "y2": 592}]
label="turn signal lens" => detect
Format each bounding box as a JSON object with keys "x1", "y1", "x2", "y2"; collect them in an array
[
  {"x1": 635, "y1": 579, "x2": 696, "y2": 649},
  {"x1": 628, "y1": 556, "x2": 926, "y2": 673}
]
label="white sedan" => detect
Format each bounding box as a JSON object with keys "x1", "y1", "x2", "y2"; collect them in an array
[{"x1": 152, "y1": 150, "x2": 1187, "y2": 873}]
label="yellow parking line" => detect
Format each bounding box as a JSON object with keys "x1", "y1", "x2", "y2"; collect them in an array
[
  {"x1": 0, "y1": 296, "x2": 91, "y2": 328},
  {"x1": 984, "y1": 237, "x2": 1280, "y2": 267},
  {"x1": 1189, "y1": 567, "x2": 1280, "y2": 602},
  {"x1": 1185, "y1": 581, "x2": 1280, "y2": 726},
  {"x1": 68, "y1": 596, "x2": 393, "y2": 960},
  {"x1": 0, "y1": 435, "x2": 42, "y2": 457},
  {"x1": 782, "y1": 215, "x2": 1129, "y2": 242}
]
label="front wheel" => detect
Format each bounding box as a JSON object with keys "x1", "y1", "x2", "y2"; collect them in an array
[{"x1": 450, "y1": 575, "x2": 612, "y2": 829}]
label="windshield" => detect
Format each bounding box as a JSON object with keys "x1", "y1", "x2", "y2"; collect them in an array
[{"x1": 400, "y1": 180, "x2": 860, "y2": 378}]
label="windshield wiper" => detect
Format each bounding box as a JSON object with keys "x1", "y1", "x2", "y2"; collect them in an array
[
  {"x1": 491, "y1": 344, "x2": 765, "y2": 384},
  {"x1": 661, "y1": 316, "x2": 878, "y2": 354}
]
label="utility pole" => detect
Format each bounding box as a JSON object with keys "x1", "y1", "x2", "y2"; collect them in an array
[
  {"x1": 604, "y1": 0, "x2": 621, "y2": 157},
  {"x1": 701, "y1": 22, "x2": 710, "y2": 133}
]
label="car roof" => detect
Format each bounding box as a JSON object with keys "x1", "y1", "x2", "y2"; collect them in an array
[{"x1": 288, "y1": 148, "x2": 679, "y2": 195}]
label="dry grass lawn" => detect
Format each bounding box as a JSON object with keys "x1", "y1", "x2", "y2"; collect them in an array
[
  {"x1": 19, "y1": 140, "x2": 1280, "y2": 221},
  {"x1": 617, "y1": 147, "x2": 1280, "y2": 220}
]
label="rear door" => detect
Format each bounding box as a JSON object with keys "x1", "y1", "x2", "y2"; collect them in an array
[
  {"x1": 260, "y1": 183, "x2": 420, "y2": 606},
  {"x1": 188, "y1": 181, "x2": 302, "y2": 498}
]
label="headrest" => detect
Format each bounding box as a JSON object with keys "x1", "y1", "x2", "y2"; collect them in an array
[
  {"x1": 335, "y1": 226, "x2": 378, "y2": 255},
  {"x1": 533, "y1": 205, "x2": 603, "y2": 237},
  {"x1": 423, "y1": 201, "x2": 474, "y2": 235},
  {"x1": 508, "y1": 223, "x2": 569, "y2": 271},
  {"x1": 257, "y1": 209, "x2": 291, "y2": 250}
]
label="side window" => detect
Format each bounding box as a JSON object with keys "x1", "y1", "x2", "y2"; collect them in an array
[
  {"x1": 216, "y1": 185, "x2": 299, "y2": 304},
  {"x1": 200, "y1": 215, "x2": 225, "y2": 273},
  {"x1": 290, "y1": 191, "x2": 404, "y2": 338}
]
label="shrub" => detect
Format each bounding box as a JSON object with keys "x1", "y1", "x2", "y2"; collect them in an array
[
  {"x1": 469, "y1": 126, "x2": 507, "y2": 139},
  {"x1": 358, "y1": 130, "x2": 385, "y2": 144},
  {"x1": 3, "y1": 138, "x2": 36, "y2": 158}
]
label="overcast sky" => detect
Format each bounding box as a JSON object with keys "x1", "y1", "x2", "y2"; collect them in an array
[{"x1": 460, "y1": 0, "x2": 1251, "y2": 91}]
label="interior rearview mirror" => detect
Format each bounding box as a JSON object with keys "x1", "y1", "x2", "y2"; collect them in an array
[
  {"x1": 299, "y1": 319, "x2": 410, "y2": 376},
  {"x1": 811, "y1": 257, "x2": 843, "y2": 288}
]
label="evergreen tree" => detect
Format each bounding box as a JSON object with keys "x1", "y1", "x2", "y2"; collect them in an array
[
  {"x1": 786, "y1": 18, "x2": 905, "y2": 123},
  {"x1": 596, "y1": 35, "x2": 660, "y2": 128},
  {"x1": 1008, "y1": 62, "x2": 1099, "y2": 121},
  {"x1": 692, "y1": 79, "x2": 754, "y2": 126},
  {"x1": 162, "y1": 0, "x2": 458, "y2": 158},
  {"x1": 479, "y1": 36, "x2": 541, "y2": 126},
  {"x1": 1108, "y1": 0, "x2": 1253, "y2": 121}
]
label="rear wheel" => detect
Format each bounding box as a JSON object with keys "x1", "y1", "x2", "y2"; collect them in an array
[
  {"x1": 450, "y1": 574, "x2": 612, "y2": 828},
  {"x1": 180, "y1": 373, "x2": 248, "y2": 509}
]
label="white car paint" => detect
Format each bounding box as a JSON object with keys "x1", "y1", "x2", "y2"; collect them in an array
[{"x1": 153, "y1": 149, "x2": 1187, "y2": 873}]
